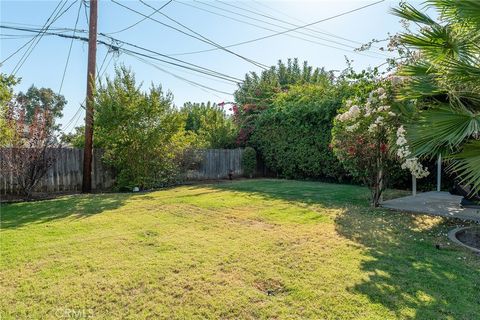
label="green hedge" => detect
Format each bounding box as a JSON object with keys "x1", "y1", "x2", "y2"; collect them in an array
[
  {"x1": 242, "y1": 147, "x2": 257, "y2": 178},
  {"x1": 251, "y1": 84, "x2": 348, "y2": 181}
]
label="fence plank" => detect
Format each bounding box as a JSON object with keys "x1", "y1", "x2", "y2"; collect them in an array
[{"x1": 0, "y1": 148, "x2": 245, "y2": 195}]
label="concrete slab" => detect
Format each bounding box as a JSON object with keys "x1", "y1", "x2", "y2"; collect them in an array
[{"x1": 381, "y1": 191, "x2": 480, "y2": 222}]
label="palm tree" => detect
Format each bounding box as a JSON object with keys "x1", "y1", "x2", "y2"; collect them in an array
[{"x1": 392, "y1": 0, "x2": 480, "y2": 194}]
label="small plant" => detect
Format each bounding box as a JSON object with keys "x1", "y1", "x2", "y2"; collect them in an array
[{"x1": 242, "y1": 147, "x2": 257, "y2": 178}]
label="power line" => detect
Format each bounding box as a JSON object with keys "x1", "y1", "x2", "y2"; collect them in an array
[
  {"x1": 11, "y1": 0, "x2": 77, "y2": 76},
  {"x1": 60, "y1": 103, "x2": 84, "y2": 134},
  {"x1": 172, "y1": 0, "x2": 384, "y2": 59},
  {"x1": 97, "y1": 32, "x2": 245, "y2": 82},
  {"x1": 59, "y1": 0, "x2": 83, "y2": 94},
  {"x1": 126, "y1": 52, "x2": 232, "y2": 97},
  {"x1": 208, "y1": 0, "x2": 376, "y2": 52},
  {"x1": 99, "y1": 51, "x2": 116, "y2": 80},
  {"x1": 96, "y1": 49, "x2": 110, "y2": 79},
  {"x1": 1, "y1": 25, "x2": 245, "y2": 84},
  {"x1": 139, "y1": 0, "x2": 271, "y2": 68},
  {"x1": 83, "y1": 0, "x2": 89, "y2": 25},
  {"x1": 1, "y1": 0, "x2": 65, "y2": 66},
  {"x1": 105, "y1": 0, "x2": 173, "y2": 35},
  {"x1": 236, "y1": 0, "x2": 379, "y2": 49},
  {"x1": 110, "y1": 0, "x2": 268, "y2": 70},
  {"x1": 172, "y1": 0, "x2": 385, "y2": 57}
]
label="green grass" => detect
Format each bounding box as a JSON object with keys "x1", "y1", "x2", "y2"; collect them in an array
[{"x1": 1, "y1": 179, "x2": 479, "y2": 319}]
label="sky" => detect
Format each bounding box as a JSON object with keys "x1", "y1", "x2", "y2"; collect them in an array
[{"x1": 0, "y1": 0, "x2": 416, "y2": 133}]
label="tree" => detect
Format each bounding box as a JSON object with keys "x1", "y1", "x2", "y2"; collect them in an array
[
  {"x1": 95, "y1": 66, "x2": 192, "y2": 190},
  {"x1": 392, "y1": 1, "x2": 480, "y2": 193},
  {"x1": 1, "y1": 102, "x2": 58, "y2": 197},
  {"x1": 332, "y1": 85, "x2": 429, "y2": 206},
  {"x1": 181, "y1": 101, "x2": 237, "y2": 149},
  {"x1": 235, "y1": 58, "x2": 332, "y2": 106},
  {"x1": 14, "y1": 85, "x2": 66, "y2": 131},
  {"x1": 0, "y1": 74, "x2": 19, "y2": 147}
]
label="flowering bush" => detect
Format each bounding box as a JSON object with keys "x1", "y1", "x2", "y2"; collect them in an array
[{"x1": 332, "y1": 86, "x2": 429, "y2": 206}]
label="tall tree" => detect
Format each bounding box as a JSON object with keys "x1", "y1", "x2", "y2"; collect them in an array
[
  {"x1": 14, "y1": 85, "x2": 66, "y2": 131},
  {"x1": 181, "y1": 101, "x2": 237, "y2": 149},
  {"x1": 392, "y1": 0, "x2": 480, "y2": 193},
  {"x1": 234, "y1": 58, "x2": 332, "y2": 107}
]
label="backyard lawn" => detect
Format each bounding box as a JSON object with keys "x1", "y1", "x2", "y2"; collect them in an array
[{"x1": 1, "y1": 179, "x2": 479, "y2": 319}]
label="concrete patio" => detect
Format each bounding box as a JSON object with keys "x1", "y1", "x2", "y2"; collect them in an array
[{"x1": 381, "y1": 191, "x2": 480, "y2": 222}]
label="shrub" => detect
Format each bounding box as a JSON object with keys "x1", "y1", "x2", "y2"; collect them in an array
[
  {"x1": 95, "y1": 66, "x2": 194, "y2": 190},
  {"x1": 242, "y1": 147, "x2": 257, "y2": 178},
  {"x1": 251, "y1": 84, "x2": 348, "y2": 181}
]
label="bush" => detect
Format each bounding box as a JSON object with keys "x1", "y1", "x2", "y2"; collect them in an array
[
  {"x1": 242, "y1": 147, "x2": 257, "y2": 178},
  {"x1": 95, "y1": 66, "x2": 194, "y2": 190},
  {"x1": 251, "y1": 84, "x2": 348, "y2": 181}
]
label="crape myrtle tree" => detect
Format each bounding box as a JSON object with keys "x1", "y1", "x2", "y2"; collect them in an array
[
  {"x1": 392, "y1": 1, "x2": 480, "y2": 193},
  {"x1": 332, "y1": 79, "x2": 429, "y2": 207},
  {"x1": 2, "y1": 96, "x2": 60, "y2": 198}
]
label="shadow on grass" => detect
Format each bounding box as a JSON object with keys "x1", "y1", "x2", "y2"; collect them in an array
[
  {"x1": 335, "y1": 207, "x2": 480, "y2": 319},
  {"x1": 212, "y1": 179, "x2": 371, "y2": 207},
  {"x1": 212, "y1": 179, "x2": 480, "y2": 318},
  {"x1": 0, "y1": 193, "x2": 131, "y2": 230}
]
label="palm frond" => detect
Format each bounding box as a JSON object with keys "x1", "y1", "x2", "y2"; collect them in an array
[
  {"x1": 391, "y1": 3, "x2": 437, "y2": 26},
  {"x1": 426, "y1": 0, "x2": 480, "y2": 31},
  {"x1": 397, "y1": 61, "x2": 442, "y2": 99},
  {"x1": 407, "y1": 106, "x2": 480, "y2": 155},
  {"x1": 447, "y1": 140, "x2": 480, "y2": 193}
]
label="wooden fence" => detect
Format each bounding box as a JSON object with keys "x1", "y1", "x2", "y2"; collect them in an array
[
  {"x1": 0, "y1": 148, "x2": 114, "y2": 195},
  {"x1": 185, "y1": 148, "x2": 244, "y2": 180},
  {"x1": 0, "y1": 148, "x2": 245, "y2": 195}
]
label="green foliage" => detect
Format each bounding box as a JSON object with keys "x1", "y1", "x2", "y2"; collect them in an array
[
  {"x1": 14, "y1": 85, "x2": 66, "y2": 131},
  {"x1": 392, "y1": 0, "x2": 480, "y2": 193},
  {"x1": 241, "y1": 147, "x2": 257, "y2": 178},
  {"x1": 233, "y1": 59, "x2": 333, "y2": 145},
  {"x1": 235, "y1": 58, "x2": 332, "y2": 107},
  {"x1": 180, "y1": 101, "x2": 237, "y2": 149},
  {"x1": 60, "y1": 126, "x2": 86, "y2": 148},
  {"x1": 0, "y1": 74, "x2": 19, "y2": 146},
  {"x1": 95, "y1": 66, "x2": 192, "y2": 190},
  {"x1": 251, "y1": 83, "x2": 348, "y2": 181}
]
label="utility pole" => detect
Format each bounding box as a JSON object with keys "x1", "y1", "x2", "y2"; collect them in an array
[{"x1": 82, "y1": 0, "x2": 97, "y2": 193}]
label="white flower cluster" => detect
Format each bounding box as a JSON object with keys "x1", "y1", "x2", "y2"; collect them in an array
[
  {"x1": 337, "y1": 87, "x2": 397, "y2": 135},
  {"x1": 396, "y1": 125, "x2": 429, "y2": 178},
  {"x1": 346, "y1": 123, "x2": 360, "y2": 132},
  {"x1": 336, "y1": 104, "x2": 361, "y2": 122}
]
